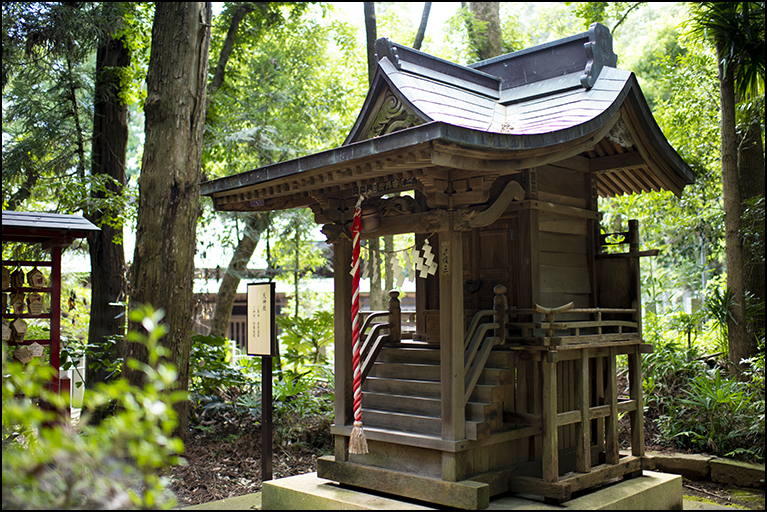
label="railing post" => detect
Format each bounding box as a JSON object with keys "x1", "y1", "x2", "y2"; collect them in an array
[
  {"x1": 388, "y1": 289, "x2": 401, "y2": 343},
  {"x1": 493, "y1": 284, "x2": 507, "y2": 344}
]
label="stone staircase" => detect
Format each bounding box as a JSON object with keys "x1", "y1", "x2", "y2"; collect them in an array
[{"x1": 361, "y1": 342, "x2": 514, "y2": 440}]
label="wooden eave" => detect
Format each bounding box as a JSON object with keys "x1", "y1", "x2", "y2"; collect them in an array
[{"x1": 2, "y1": 210, "x2": 100, "y2": 246}]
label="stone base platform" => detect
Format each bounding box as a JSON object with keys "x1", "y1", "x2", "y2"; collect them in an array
[{"x1": 262, "y1": 470, "x2": 682, "y2": 510}]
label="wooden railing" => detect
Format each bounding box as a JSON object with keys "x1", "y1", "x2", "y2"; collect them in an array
[
  {"x1": 359, "y1": 290, "x2": 414, "y2": 384},
  {"x1": 506, "y1": 302, "x2": 639, "y2": 346},
  {"x1": 463, "y1": 285, "x2": 508, "y2": 406}
]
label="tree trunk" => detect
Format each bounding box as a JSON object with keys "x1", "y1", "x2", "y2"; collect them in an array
[
  {"x1": 738, "y1": 110, "x2": 765, "y2": 364},
  {"x1": 468, "y1": 2, "x2": 503, "y2": 61},
  {"x1": 86, "y1": 31, "x2": 129, "y2": 417},
  {"x1": 126, "y1": 2, "x2": 211, "y2": 443},
  {"x1": 413, "y1": 3, "x2": 432, "y2": 50},
  {"x1": 364, "y1": 2, "x2": 377, "y2": 86},
  {"x1": 209, "y1": 213, "x2": 269, "y2": 338},
  {"x1": 369, "y1": 237, "x2": 385, "y2": 310},
  {"x1": 716, "y1": 41, "x2": 748, "y2": 372}
]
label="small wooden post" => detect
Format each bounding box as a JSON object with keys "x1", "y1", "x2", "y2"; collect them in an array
[
  {"x1": 605, "y1": 347, "x2": 619, "y2": 464},
  {"x1": 628, "y1": 344, "x2": 645, "y2": 456},
  {"x1": 575, "y1": 349, "x2": 591, "y2": 473},
  {"x1": 388, "y1": 290, "x2": 401, "y2": 343},
  {"x1": 493, "y1": 285, "x2": 507, "y2": 343},
  {"x1": 541, "y1": 356, "x2": 558, "y2": 482}
]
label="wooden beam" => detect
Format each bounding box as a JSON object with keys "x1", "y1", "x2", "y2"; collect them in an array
[
  {"x1": 589, "y1": 151, "x2": 645, "y2": 174},
  {"x1": 317, "y1": 456, "x2": 490, "y2": 510},
  {"x1": 462, "y1": 181, "x2": 525, "y2": 228}
]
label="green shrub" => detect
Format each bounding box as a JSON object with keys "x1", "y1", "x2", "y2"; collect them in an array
[
  {"x1": 188, "y1": 333, "x2": 260, "y2": 426},
  {"x1": 2, "y1": 305, "x2": 186, "y2": 509}
]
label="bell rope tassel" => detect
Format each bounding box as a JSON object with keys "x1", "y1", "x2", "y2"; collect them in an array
[{"x1": 348, "y1": 195, "x2": 368, "y2": 455}]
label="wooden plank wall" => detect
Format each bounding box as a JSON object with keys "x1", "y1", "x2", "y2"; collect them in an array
[{"x1": 537, "y1": 166, "x2": 593, "y2": 319}]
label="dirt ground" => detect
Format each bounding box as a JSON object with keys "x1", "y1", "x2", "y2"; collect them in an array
[
  {"x1": 168, "y1": 412, "x2": 764, "y2": 509},
  {"x1": 168, "y1": 414, "x2": 332, "y2": 508}
]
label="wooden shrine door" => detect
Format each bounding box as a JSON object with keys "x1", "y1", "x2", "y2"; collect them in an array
[{"x1": 462, "y1": 214, "x2": 519, "y2": 315}]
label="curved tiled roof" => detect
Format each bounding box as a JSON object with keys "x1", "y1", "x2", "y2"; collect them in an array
[{"x1": 201, "y1": 24, "x2": 694, "y2": 211}]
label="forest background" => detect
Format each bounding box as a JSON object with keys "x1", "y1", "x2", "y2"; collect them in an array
[{"x1": 2, "y1": 1, "x2": 764, "y2": 509}]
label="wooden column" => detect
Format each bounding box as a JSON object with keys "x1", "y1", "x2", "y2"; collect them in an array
[
  {"x1": 628, "y1": 344, "x2": 645, "y2": 456},
  {"x1": 50, "y1": 245, "x2": 62, "y2": 394},
  {"x1": 604, "y1": 347, "x2": 619, "y2": 464},
  {"x1": 575, "y1": 349, "x2": 591, "y2": 473},
  {"x1": 517, "y1": 171, "x2": 539, "y2": 310},
  {"x1": 333, "y1": 238, "x2": 353, "y2": 462},
  {"x1": 440, "y1": 215, "x2": 465, "y2": 442},
  {"x1": 629, "y1": 219, "x2": 642, "y2": 337},
  {"x1": 541, "y1": 355, "x2": 558, "y2": 482}
]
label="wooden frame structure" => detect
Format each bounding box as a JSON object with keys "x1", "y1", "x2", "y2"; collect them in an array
[
  {"x1": 2, "y1": 211, "x2": 100, "y2": 414},
  {"x1": 201, "y1": 24, "x2": 694, "y2": 509}
]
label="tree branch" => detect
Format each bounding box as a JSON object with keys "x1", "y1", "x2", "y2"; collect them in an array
[
  {"x1": 413, "y1": 2, "x2": 431, "y2": 50},
  {"x1": 209, "y1": 3, "x2": 258, "y2": 96}
]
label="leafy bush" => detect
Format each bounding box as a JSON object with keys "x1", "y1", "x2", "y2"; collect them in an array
[
  {"x1": 643, "y1": 332, "x2": 765, "y2": 462},
  {"x1": 188, "y1": 334, "x2": 259, "y2": 426},
  {"x1": 2, "y1": 305, "x2": 186, "y2": 509},
  {"x1": 188, "y1": 312, "x2": 334, "y2": 452},
  {"x1": 276, "y1": 310, "x2": 333, "y2": 380}
]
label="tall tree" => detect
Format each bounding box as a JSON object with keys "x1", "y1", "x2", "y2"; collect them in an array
[
  {"x1": 688, "y1": 1, "x2": 765, "y2": 371},
  {"x1": 85, "y1": 5, "x2": 130, "y2": 406},
  {"x1": 413, "y1": 3, "x2": 432, "y2": 50},
  {"x1": 203, "y1": 3, "x2": 350, "y2": 336},
  {"x1": 126, "y1": 2, "x2": 212, "y2": 442},
  {"x1": 464, "y1": 2, "x2": 503, "y2": 61}
]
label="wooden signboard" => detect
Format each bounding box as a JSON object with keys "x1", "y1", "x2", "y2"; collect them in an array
[
  {"x1": 27, "y1": 292, "x2": 44, "y2": 315},
  {"x1": 27, "y1": 267, "x2": 45, "y2": 288},
  {"x1": 246, "y1": 282, "x2": 276, "y2": 482},
  {"x1": 246, "y1": 282, "x2": 276, "y2": 356}
]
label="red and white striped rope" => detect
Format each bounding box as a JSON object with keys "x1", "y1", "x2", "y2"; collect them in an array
[{"x1": 349, "y1": 195, "x2": 368, "y2": 454}]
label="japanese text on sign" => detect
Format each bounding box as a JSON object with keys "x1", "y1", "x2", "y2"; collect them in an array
[{"x1": 247, "y1": 283, "x2": 274, "y2": 356}]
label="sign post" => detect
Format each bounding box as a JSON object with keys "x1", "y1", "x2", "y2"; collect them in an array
[{"x1": 247, "y1": 282, "x2": 276, "y2": 481}]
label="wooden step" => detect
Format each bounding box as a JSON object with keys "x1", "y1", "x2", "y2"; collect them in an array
[
  {"x1": 377, "y1": 345, "x2": 440, "y2": 364},
  {"x1": 465, "y1": 401, "x2": 501, "y2": 426},
  {"x1": 362, "y1": 376, "x2": 441, "y2": 399},
  {"x1": 363, "y1": 391, "x2": 441, "y2": 417},
  {"x1": 468, "y1": 383, "x2": 506, "y2": 404},
  {"x1": 485, "y1": 349, "x2": 515, "y2": 368},
  {"x1": 474, "y1": 367, "x2": 515, "y2": 386},
  {"x1": 361, "y1": 409, "x2": 442, "y2": 436},
  {"x1": 367, "y1": 362, "x2": 440, "y2": 381},
  {"x1": 466, "y1": 420, "x2": 492, "y2": 441}
]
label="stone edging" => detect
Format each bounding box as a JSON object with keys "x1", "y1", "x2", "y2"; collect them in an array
[{"x1": 619, "y1": 450, "x2": 765, "y2": 489}]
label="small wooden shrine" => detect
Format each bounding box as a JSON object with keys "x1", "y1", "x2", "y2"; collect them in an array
[
  {"x1": 201, "y1": 24, "x2": 694, "y2": 509},
  {"x1": 2, "y1": 211, "x2": 100, "y2": 413}
]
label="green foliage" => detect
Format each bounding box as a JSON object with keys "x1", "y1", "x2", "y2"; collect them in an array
[
  {"x1": 704, "y1": 284, "x2": 737, "y2": 357},
  {"x1": 276, "y1": 310, "x2": 334, "y2": 379},
  {"x1": 2, "y1": 305, "x2": 186, "y2": 509},
  {"x1": 685, "y1": 1, "x2": 765, "y2": 104},
  {"x1": 188, "y1": 334, "x2": 260, "y2": 425},
  {"x1": 642, "y1": 307, "x2": 765, "y2": 462},
  {"x1": 270, "y1": 208, "x2": 330, "y2": 316},
  {"x1": 1, "y1": 2, "x2": 138, "y2": 220}
]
